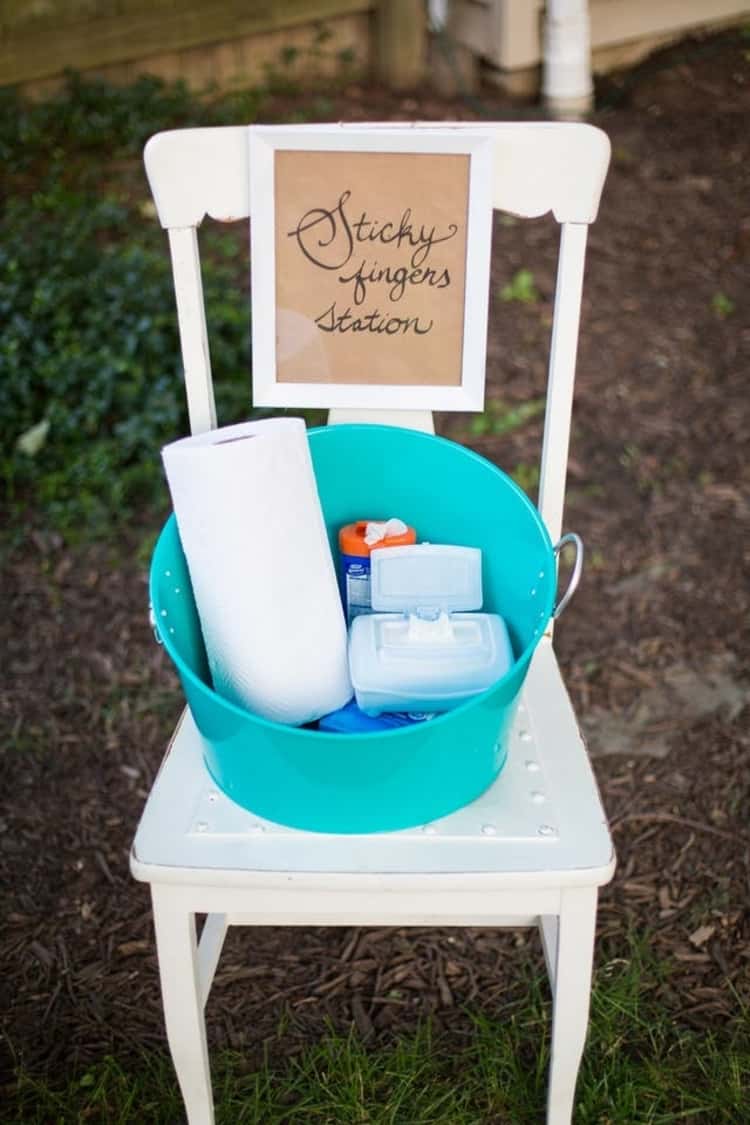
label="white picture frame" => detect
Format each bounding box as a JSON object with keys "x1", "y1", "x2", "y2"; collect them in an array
[{"x1": 248, "y1": 124, "x2": 494, "y2": 412}]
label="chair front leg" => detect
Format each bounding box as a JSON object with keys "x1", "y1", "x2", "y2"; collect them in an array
[
  {"x1": 546, "y1": 885, "x2": 598, "y2": 1125},
  {"x1": 151, "y1": 885, "x2": 215, "y2": 1125}
]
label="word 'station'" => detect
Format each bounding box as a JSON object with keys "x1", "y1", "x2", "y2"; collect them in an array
[
  {"x1": 288, "y1": 190, "x2": 458, "y2": 338},
  {"x1": 274, "y1": 149, "x2": 470, "y2": 387}
]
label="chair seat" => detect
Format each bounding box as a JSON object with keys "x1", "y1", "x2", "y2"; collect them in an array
[{"x1": 131, "y1": 641, "x2": 614, "y2": 891}]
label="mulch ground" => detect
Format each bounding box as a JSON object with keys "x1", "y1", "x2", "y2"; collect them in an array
[{"x1": 1, "y1": 26, "x2": 748, "y2": 1097}]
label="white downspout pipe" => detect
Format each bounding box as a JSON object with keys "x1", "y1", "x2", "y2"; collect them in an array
[
  {"x1": 542, "y1": 0, "x2": 594, "y2": 118},
  {"x1": 427, "y1": 0, "x2": 449, "y2": 32}
]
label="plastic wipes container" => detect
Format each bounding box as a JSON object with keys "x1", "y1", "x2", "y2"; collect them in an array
[
  {"x1": 349, "y1": 545, "x2": 514, "y2": 715},
  {"x1": 339, "y1": 519, "x2": 416, "y2": 623}
]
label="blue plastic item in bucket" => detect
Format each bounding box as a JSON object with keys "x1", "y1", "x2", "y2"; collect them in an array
[{"x1": 149, "y1": 424, "x2": 576, "y2": 834}]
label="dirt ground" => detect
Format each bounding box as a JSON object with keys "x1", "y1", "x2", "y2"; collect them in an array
[{"x1": 1, "y1": 26, "x2": 748, "y2": 1100}]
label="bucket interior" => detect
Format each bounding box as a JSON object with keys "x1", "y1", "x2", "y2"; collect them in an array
[{"x1": 152, "y1": 424, "x2": 555, "y2": 704}]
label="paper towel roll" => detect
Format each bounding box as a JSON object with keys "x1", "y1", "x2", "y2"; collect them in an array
[{"x1": 162, "y1": 417, "x2": 352, "y2": 725}]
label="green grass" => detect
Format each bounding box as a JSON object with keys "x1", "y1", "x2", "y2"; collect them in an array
[
  {"x1": 469, "y1": 398, "x2": 546, "y2": 439},
  {"x1": 9, "y1": 941, "x2": 749, "y2": 1124}
]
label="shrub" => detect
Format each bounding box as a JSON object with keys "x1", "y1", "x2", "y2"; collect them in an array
[{"x1": 0, "y1": 75, "x2": 250, "y2": 541}]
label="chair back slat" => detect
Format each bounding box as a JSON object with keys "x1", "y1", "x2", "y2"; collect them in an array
[{"x1": 145, "y1": 123, "x2": 609, "y2": 228}]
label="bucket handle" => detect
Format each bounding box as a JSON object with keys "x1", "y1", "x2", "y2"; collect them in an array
[
  {"x1": 148, "y1": 603, "x2": 164, "y2": 646},
  {"x1": 552, "y1": 533, "x2": 584, "y2": 619}
]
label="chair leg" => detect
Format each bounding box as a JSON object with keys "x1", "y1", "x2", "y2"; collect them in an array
[
  {"x1": 546, "y1": 886, "x2": 598, "y2": 1125},
  {"x1": 151, "y1": 886, "x2": 215, "y2": 1125}
]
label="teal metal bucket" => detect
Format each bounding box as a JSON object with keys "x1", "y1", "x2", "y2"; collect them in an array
[{"x1": 150, "y1": 424, "x2": 561, "y2": 834}]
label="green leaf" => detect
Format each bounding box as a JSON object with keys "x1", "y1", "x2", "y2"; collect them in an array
[
  {"x1": 711, "y1": 292, "x2": 735, "y2": 319},
  {"x1": 499, "y1": 268, "x2": 539, "y2": 304},
  {"x1": 16, "y1": 418, "x2": 50, "y2": 457}
]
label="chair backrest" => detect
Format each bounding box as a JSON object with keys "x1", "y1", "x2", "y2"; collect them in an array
[{"x1": 144, "y1": 121, "x2": 609, "y2": 548}]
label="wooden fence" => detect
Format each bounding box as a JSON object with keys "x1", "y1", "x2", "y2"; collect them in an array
[{"x1": 1, "y1": 0, "x2": 426, "y2": 94}]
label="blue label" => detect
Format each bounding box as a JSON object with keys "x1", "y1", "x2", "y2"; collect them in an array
[{"x1": 340, "y1": 552, "x2": 372, "y2": 623}]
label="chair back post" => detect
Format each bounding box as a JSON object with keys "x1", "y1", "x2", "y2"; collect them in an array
[
  {"x1": 538, "y1": 220, "x2": 589, "y2": 641},
  {"x1": 168, "y1": 227, "x2": 217, "y2": 435},
  {"x1": 538, "y1": 220, "x2": 589, "y2": 544},
  {"x1": 145, "y1": 127, "x2": 251, "y2": 437}
]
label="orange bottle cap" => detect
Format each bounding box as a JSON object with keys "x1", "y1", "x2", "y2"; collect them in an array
[{"x1": 339, "y1": 520, "x2": 416, "y2": 557}]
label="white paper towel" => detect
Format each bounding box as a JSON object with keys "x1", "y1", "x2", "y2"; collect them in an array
[{"x1": 162, "y1": 417, "x2": 351, "y2": 725}]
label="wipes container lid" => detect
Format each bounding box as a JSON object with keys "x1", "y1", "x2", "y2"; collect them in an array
[
  {"x1": 339, "y1": 520, "x2": 416, "y2": 558},
  {"x1": 370, "y1": 545, "x2": 483, "y2": 614},
  {"x1": 351, "y1": 544, "x2": 514, "y2": 715}
]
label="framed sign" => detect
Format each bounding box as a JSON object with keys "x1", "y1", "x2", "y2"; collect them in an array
[{"x1": 249, "y1": 125, "x2": 494, "y2": 411}]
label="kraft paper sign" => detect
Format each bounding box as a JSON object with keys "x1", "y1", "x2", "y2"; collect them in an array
[
  {"x1": 249, "y1": 127, "x2": 493, "y2": 411},
  {"x1": 274, "y1": 150, "x2": 469, "y2": 386}
]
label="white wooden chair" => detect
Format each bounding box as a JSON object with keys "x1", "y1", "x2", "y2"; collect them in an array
[{"x1": 130, "y1": 121, "x2": 615, "y2": 1125}]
